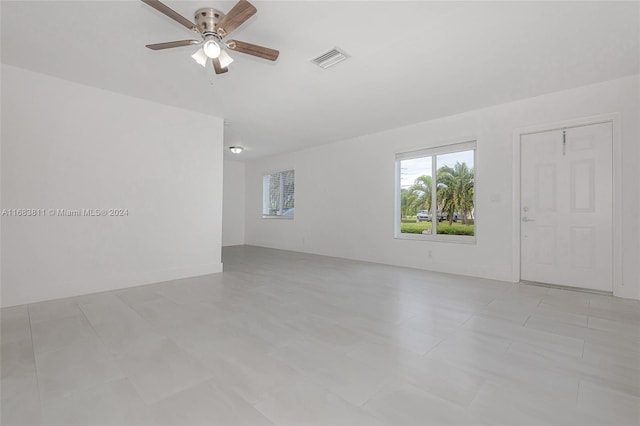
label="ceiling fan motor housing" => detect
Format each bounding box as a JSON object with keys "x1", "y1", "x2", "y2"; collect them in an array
[{"x1": 195, "y1": 8, "x2": 225, "y2": 38}]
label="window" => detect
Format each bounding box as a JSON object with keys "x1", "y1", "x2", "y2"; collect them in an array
[
  {"x1": 396, "y1": 141, "x2": 476, "y2": 240},
  {"x1": 263, "y1": 169, "x2": 295, "y2": 218}
]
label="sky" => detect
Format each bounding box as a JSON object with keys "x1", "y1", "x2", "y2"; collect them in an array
[{"x1": 400, "y1": 150, "x2": 474, "y2": 189}]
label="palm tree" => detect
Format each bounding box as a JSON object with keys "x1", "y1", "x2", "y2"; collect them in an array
[
  {"x1": 436, "y1": 162, "x2": 474, "y2": 225},
  {"x1": 409, "y1": 175, "x2": 433, "y2": 213},
  {"x1": 400, "y1": 188, "x2": 420, "y2": 218},
  {"x1": 454, "y1": 162, "x2": 474, "y2": 225},
  {"x1": 436, "y1": 166, "x2": 456, "y2": 224}
]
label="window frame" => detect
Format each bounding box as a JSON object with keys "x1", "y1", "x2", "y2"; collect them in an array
[
  {"x1": 395, "y1": 140, "x2": 477, "y2": 243},
  {"x1": 262, "y1": 169, "x2": 295, "y2": 220}
]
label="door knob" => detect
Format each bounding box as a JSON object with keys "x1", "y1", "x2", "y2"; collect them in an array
[{"x1": 522, "y1": 217, "x2": 535, "y2": 222}]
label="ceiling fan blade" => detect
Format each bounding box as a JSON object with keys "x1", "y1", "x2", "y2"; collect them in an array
[
  {"x1": 146, "y1": 40, "x2": 200, "y2": 50},
  {"x1": 212, "y1": 58, "x2": 229, "y2": 74},
  {"x1": 141, "y1": 0, "x2": 197, "y2": 31},
  {"x1": 226, "y1": 40, "x2": 279, "y2": 61},
  {"x1": 216, "y1": 0, "x2": 257, "y2": 37}
]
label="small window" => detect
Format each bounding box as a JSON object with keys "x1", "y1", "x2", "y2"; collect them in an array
[
  {"x1": 263, "y1": 169, "x2": 295, "y2": 218},
  {"x1": 396, "y1": 141, "x2": 475, "y2": 240}
]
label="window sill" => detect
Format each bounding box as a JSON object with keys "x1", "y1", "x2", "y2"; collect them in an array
[
  {"x1": 262, "y1": 216, "x2": 294, "y2": 220},
  {"x1": 394, "y1": 233, "x2": 476, "y2": 244}
]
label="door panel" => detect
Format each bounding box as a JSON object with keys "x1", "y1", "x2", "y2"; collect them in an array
[
  {"x1": 536, "y1": 163, "x2": 557, "y2": 211},
  {"x1": 570, "y1": 159, "x2": 595, "y2": 212},
  {"x1": 535, "y1": 226, "x2": 556, "y2": 265},
  {"x1": 521, "y1": 122, "x2": 612, "y2": 291},
  {"x1": 570, "y1": 226, "x2": 595, "y2": 269}
]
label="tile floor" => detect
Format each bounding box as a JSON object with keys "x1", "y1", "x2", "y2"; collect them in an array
[{"x1": 1, "y1": 245, "x2": 639, "y2": 425}]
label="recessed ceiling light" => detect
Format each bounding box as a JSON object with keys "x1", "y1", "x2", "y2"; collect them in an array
[{"x1": 229, "y1": 146, "x2": 243, "y2": 154}]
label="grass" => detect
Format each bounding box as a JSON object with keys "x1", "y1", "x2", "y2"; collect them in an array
[
  {"x1": 401, "y1": 216, "x2": 418, "y2": 223},
  {"x1": 401, "y1": 222, "x2": 432, "y2": 233},
  {"x1": 400, "y1": 221, "x2": 474, "y2": 236}
]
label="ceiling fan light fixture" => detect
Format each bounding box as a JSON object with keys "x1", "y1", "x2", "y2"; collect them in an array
[
  {"x1": 203, "y1": 39, "x2": 221, "y2": 59},
  {"x1": 191, "y1": 48, "x2": 208, "y2": 67},
  {"x1": 229, "y1": 146, "x2": 244, "y2": 154},
  {"x1": 141, "y1": 0, "x2": 280, "y2": 75},
  {"x1": 218, "y1": 50, "x2": 234, "y2": 69}
]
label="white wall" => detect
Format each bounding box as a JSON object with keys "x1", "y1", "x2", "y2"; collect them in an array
[
  {"x1": 244, "y1": 75, "x2": 640, "y2": 300},
  {"x1": 222, "y1": 160, "x2": 245, "y2": 246},
  {"x1": 1, "y1": 65, "x2": 224, "y2": 307}
]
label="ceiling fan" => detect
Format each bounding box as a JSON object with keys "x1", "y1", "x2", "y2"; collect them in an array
[{"x1": 141, "y1": 0, "x2": 279, "y2": 74}]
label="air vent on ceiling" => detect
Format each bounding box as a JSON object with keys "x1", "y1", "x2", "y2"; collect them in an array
[{"x1": 311, "y1": 47, "x2": 348, "y2": 69}]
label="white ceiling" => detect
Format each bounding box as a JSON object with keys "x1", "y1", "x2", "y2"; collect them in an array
[{"x1": 2, "y1": 1, "x2": 638, "y2": 160}]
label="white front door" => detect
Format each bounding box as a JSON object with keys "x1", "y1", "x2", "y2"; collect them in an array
[{"x1": 520, "y1": 122, "x2": 613, "y2": 291}]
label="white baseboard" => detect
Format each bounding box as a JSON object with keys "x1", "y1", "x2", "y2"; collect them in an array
[{"x1": 0, "y1": 262, "x2": 224, "y2": 308}]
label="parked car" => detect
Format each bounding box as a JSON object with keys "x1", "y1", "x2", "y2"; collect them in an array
[{"x1": 416, "y1": 210, "x2": 431, "y2": 222}]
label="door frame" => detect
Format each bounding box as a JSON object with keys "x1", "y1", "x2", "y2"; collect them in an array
[{"x1": 512, "y1": 113, "x2": 622, "y2": 296}]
